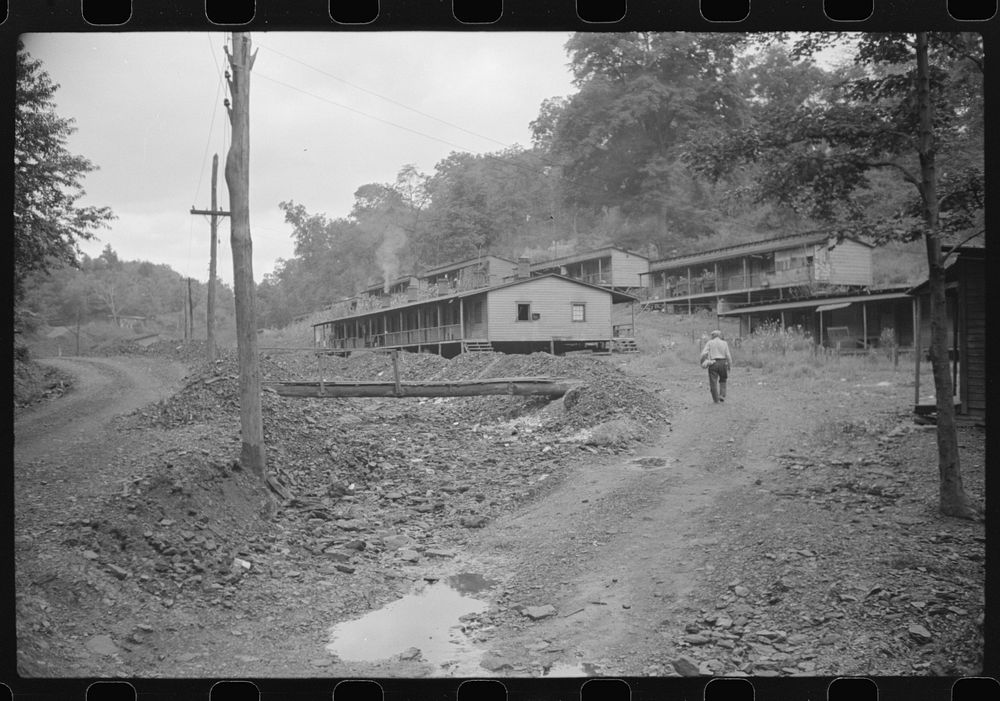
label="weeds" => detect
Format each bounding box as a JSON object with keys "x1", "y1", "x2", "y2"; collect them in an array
[{"x1": 630, "y1": 310, "x2": 908, "y2": 386}]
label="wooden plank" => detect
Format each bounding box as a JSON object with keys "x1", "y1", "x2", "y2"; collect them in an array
[{"x1": 270, "y1": 378, "x2": 574, "y2": 399}]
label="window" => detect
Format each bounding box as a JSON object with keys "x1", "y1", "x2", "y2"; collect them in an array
[
  {"x1": 571, "y1": 303, "x2": 586, "y2": 322},
  {"x1": 517, "y1": 303, "x2": 531, "y2": 321},
  {"x1": 471, "y1": 300, "x2": 483, "y2": 324}
]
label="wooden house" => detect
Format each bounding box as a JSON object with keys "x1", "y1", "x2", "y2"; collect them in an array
[
  {"x1": 641, "y1": 232, "x2": 874, "y2": 313},
  {"x1": 909, "y1": 246, "x2": 985, "y2": 417},
  {"x1": 325, "y1": 256, "x2": 518, "y2": 318},
  {"x1": 530, "y1": 247, "x2": 649, "y2": 292},
  {"x1": 417, "y1": 255, "x2": 518, "y2": 294},
  {"x1": 313, "y1": 273, "x2": 636, "y2": 357},
  {"x1": 717, "y1": 288, "x2": 916, "y2": 349}
]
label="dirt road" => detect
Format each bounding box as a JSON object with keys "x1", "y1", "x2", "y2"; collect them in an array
[
  {"x1": 15, "y1": 357, "x2": 189, "y2": 506},
  {"x1": 459, "y1": 367, "x2": 828, "y2": 675}
]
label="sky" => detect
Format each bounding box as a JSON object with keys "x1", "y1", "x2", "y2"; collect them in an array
[{"x1": 22, "y1": 32, "x2": 577, "y2": 286}]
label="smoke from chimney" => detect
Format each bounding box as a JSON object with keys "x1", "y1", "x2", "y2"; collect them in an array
[{"x1": 376, "y1": 224, "x2": 407, "y2": 293}]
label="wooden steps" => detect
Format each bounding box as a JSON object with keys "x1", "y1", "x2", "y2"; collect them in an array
[
  {"x1": 612, "y1": 338, "x2": 639, "y2": 353},
  {"x1": 462, "y1": 340, "x2": 494, "y2": 353}
]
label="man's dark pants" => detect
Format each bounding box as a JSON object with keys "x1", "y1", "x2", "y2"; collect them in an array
[{"x1": 708, "y1": 360, "x2": 728, "y2": 403}]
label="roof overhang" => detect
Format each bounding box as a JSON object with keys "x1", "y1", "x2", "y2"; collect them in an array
[
  {"x1": 719, "y1": 291, "x2": 911, "y2": 316},
  {"x1": 815, "y1": 302, "x2": 852, "y2": 312},
  {"x1": 530, "y1": 247, "x2": 648, "y2": 270}
]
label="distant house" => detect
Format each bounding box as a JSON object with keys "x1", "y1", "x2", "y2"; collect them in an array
[
  {"x1": 325, "y1": 255, "x2": 519, "y2": 319},
  {"x1": 641, "y1": 231, "x2": 874, "y2": 313},
  {"x1": 418, "y1": 255, "x2": 518, "y2": 292},
  {"x1": 313, "y1": 273, "x2": 636, "y2": 357},
  {"x1": 110, "y1": 314, "x2": 147, "y2": 330},
  {"x1": 530, "y1": 247, "x2": 649, "y2": 291}
]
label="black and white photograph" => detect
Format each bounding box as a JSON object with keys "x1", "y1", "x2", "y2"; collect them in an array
[{"x1": 13, "y1": 30, "x2": 985, "y2": 679}]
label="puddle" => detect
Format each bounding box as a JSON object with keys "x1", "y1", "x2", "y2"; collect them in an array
[
  {"x1": 543, "y1": 661, "x2": 599, "y2": 677},
  {"x1": 326, "y1": 573, "x2": 497, "y2": 674}
]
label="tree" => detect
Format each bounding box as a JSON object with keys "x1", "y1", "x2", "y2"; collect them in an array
[
  {"x1": 14, "y1": 40, "x2": 114, "y2": 302},
  {"x1": 531, "y1": 33, "x2": 748, "y2": 245},
  {"x1": 684, "y1": 33, "x2": 984, "y2": 519}
]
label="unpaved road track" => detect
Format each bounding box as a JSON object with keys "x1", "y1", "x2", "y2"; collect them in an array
[
  {"x1": 462, "y1": 369, "x2": 821, "y2": 674},
  {"x1": 15, "y1": 356, "x2": 189, "y2": 533}
]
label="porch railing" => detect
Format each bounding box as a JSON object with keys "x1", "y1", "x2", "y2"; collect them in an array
[
  {"x1": 325, "y1": 323, "x2": 463, "y2": 350},
  {"x1": 647, "y1": 265, "x2": 813, "y2": 299}
]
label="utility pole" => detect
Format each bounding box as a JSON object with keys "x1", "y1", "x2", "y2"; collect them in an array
[
  {"x1": 182, "y1": 279, "x2": 189, "y2": 341},
  {"x1": 187, "y1": 278, "x2": 195, "y2": 341},
  {"x1": 224, "y1": 32, "x2": 266, "y2": 479},
  {"x1": 191, "y1": 153, "x2": 230, "y2": 362}
]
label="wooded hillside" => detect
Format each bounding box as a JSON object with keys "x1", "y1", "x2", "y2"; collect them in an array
[{"x1": 257, "y1": 33, "x2": 981, "y2": 328}]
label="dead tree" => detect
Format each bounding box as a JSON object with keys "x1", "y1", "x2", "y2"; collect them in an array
[{"x1": 224, "y1": 33, "x2": 266, "y2": 478}]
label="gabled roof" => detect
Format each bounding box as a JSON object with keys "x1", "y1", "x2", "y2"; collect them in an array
[
  {"x1": 648, "y1": 231, "x2": 873, "y2": 271},
  {"x1": 419, "y1": 254, "x2": 516, "y2": 277},
  {"x1": 314, "y1": 274, "x2": 636, "y2": 325},
  {"x1": 530, "y1": 246, "x2": 648, "y2": 270}
]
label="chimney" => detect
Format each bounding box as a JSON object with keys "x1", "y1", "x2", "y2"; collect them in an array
[
  {"x1": 406, "y1": 276, "x2": 420, "y2": 302},
  {"x1": 517, "y1": 256, "x2": 531, "y2": 279}
]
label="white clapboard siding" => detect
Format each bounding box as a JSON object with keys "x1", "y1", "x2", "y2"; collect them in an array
[
  {"x1": 486, "y1": 277, "x2": 612, "y2": 342},
  {"x1": 610, "y1": 250, "x2": 651, "y2": 287},
  {"x1": 828, "y1": 239, "x2": 873, "y2": 286}
]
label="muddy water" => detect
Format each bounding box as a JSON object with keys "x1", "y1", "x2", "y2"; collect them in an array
[{"x1": 326, "y1": 573, "x2": 497, "y2": 674}]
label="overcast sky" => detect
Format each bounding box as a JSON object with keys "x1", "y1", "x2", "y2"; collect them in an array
[{"x1": 23, "y1": 32, "x2": 577, "y2": 286}]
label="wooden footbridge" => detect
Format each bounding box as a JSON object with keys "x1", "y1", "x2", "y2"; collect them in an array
[
  {"x1": 259, "y1": 347, "x2": 574, "y2": 399},
  {"x1": 265, "y1": 376, "x2": 573, "y2": 399}
]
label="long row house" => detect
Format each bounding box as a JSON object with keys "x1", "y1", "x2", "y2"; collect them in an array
[{"x1": 312, "y1": 232, "x2": 984, "y2": 416}]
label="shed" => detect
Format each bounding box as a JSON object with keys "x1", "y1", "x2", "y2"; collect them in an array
[{"x1": 908, "y1": 246, "x2": 985, "y2": 417}]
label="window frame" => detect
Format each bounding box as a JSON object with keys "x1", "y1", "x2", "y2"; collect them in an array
[
  {"x1": 571, "y1": 302, "x2": 586, "y2": 322},
  {"x1": 516, "y1": 302, "x2": 532, "y2": 322}
]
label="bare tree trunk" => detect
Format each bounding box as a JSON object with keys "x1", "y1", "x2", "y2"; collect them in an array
[
  {"x1": 915, "y1": 32, "x2": 978, "y2": 519},
  {"x1": 225, "y1": 33, "x2": 266, "y2": 480}
]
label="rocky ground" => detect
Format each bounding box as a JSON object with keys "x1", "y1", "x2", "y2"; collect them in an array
[{"x1": 12, "y1": 318, "x2": 987, "y2": 683}]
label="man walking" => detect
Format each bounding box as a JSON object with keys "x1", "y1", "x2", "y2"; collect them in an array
[{"x1": 700, "y1": 330, "x2": 733, "y2": 403}]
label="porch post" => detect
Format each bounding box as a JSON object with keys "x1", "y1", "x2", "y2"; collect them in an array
[
  {"x1": 952, "y1": 289, "x2": 959, "y2": 399},
  {"x1": 687, "y1": 267, "x2": 692, "y2": 315},
  {"x1": 913, "y1": 296, "x2": 921, "y2": 407},
  {"x1": 862, "y1": 302, "x2": 868, "y2": 349},
  {"x1": 780, "y1": 310, "x2": 786, "y2": 331},
  {"x1": 459, "y1": 298, "x2": 465, "y2": 341}
]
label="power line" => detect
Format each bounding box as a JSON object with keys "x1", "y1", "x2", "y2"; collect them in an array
[
  {"x1": 253, "y1": 70, "x2": 616, "y2": 206},
  {"x1": 255, "y1": 41, "x2": 512, "y2": 150},
  {"x1": 188, "y1": 36, "x2": 227, "y2": 280},
  {"x1": 251, "y1": 42, "x2": 656, "y2": 214},
  {"x1": 255, "y1": 71, "x2": 477, "y2": 153}
]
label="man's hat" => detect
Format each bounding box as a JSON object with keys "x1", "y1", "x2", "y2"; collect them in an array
[{"x1": 710, "y1": 330, "x2": 722, "y2": 338}]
